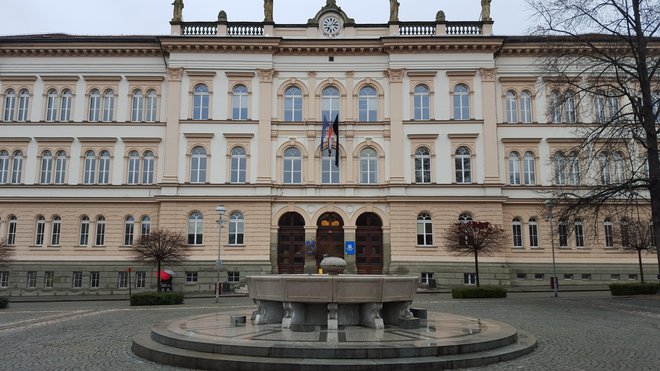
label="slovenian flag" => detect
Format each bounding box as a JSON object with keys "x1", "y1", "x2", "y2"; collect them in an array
[
  {"x1": 333, "y1": 115, "x2": 339, "y2": 167},
  {"x1": 321, "y1": 115, "x2": 330, "y2": 155}
]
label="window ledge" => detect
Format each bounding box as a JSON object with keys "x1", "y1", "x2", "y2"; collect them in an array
[
  {"x1": 415, "y1": 245, "x2": 437, "y2": 249},
  {"x1": 227, "y1": 244, "x2": 246, "y2": 248}
]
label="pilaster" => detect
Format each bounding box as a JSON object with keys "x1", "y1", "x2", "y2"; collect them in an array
[
  {"x1": 386, "y1": 68, "x2": 405, "y2": 184},
  {"x1": 257, "y1": 69, "x2": 276, "y2": 184},
  {"x1": 162, "y1": 67, "x2": 183, "y2": 184},
  {"x1": 480, "y1": 68, "x2": 501, "y2": 184}
]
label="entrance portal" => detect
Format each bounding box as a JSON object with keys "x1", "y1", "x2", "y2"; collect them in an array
[
  {"x1": 356, "y1": 212, "x2": 383, "y2": 274},
  {"x1": 315, "y1": 212, "x2": 344, "y2": 268},
  {"x1": 277, "y1": 212, "x2": 305, "y2": 274}
]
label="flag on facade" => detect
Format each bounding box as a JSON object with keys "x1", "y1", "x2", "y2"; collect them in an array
[
  {"x1": 333, "y1": 115, "x2": 339, "y2": 167},
  {"x1": 321, "y1": 115, "x2": 330, "y2": 156}
]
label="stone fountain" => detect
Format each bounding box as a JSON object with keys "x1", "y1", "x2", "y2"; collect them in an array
[{"x1": 132, "y1": 258, "x2": 536, "y2": 370}]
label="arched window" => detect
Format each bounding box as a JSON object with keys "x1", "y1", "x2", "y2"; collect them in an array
[
  {"x1": 564, "y1": 90, "x2": 576, "y2": 123},
  {"x1": 46, "y1": 89, "x2": 59, "y2": 122},
  {"x1": 35, "y1": 215, "x2": 46, "y2": 246},
  {"x1": 142, "y1": 151, "x2": 154, "y2": 184},
  {"x1": 551, "y1": 90, "x2": 562, "y2": 123},
  {"x1": 60, "y1": 89, "x2": 72, "y2": 122},
  {"x1": 529, "y1": 218, "x2": 539, "y2": 247},
  {"x1": 95, "y1": 216, "x2": 106, "y2": 246},
  {"x1": 414, "y1": 147, "x2": 431, "y2": 184},
  {"x1": 0, "y1": 150, "x2": 9, "y2": 184},
  {"x1": 127, "y1": 151, "x2": 140, "y2": 184},
  {"x1": 190, "y1": 146, "x2": 207, "y2": 183},
  {"x1": 505, "y1": 90, "x2": 518, "y2": 122},
  {"x1": 283, "y1": 147, "x2": 302, "y2": 184},
  {"x1": 620, "y1": 218, "x2": 630, "y2": 247},
  {"x1": 453, "y1": 84, "x2": 470, "y2": 120},
  {"x1": 599, "y1": 152, "x2": 611, "y2": 185},
  {"x1": 413, "y1": 84, "x2": 430, "y2": 120},
  {"x1": 558, "y1": 220, "x2": 568, "y2": 247},
  {"x1": 7, "y1": 216, "x2": 17, "y2": 245},
  {"x1": 3, "y1": 89, "x2": 16, "y2": 121},
  {"x1": 187, "y1": 212, "x2": 204, "y2": 245},
  {"x1": 232, "y1": 84, "x2": 249, "y2": 120},
  {"x1": 51, "y1": 216, "x2": 61, "y2": 246},
  {"x1": 358, "y1": 86, "x2": 377, "y2": 122},
  {"x1": 124, "y1": 216, "x2": 135, "y2": 246},
  {"x1": 89, "y1": 89, "x2": 101, "y2": 122},
  {"x1": 595, "y1": 90, "x2": 606, "y2": 123},
  {"x1": 11, "y1": 150, "x2": 23, "y2": 184},
  {"x1": 284, "y1": 86, "x2": 303, "y2": 122},
  {"x1": 321, "y1": 86, "x2": 340, "y2": 121},
  {"x1": 455, "y1": 146, "x2": 471, "y2": 184},
  {"x1": 568, "y1": 152, "x2": 580, "y2": 185},
  {"x1": 230, "y1": 146, "x2": 247, "y2": 184},
  {"x1": 228, "y1": 211, "x2": 244, "y2": 245},
  {"x1": 131, "y1": 90, "x2": 144, "y2": 122},
  {"x1": 98, "y1": 150, "x2": 110, "y2": 184},
  {"x1": 554, "y1": 152, "x2": 566, "y2": 185},
  {"x1": 321, "y1": 148, "x2": 339, "y2": 184},
  {"x1": 574, "y1": 220, "x2": 585, "y2": 247},
  {"x1": 102, "y1": 89, "x2": 115, "y2": 122},
  {"x1": 140, "y1": 215, "x2": 151, "y2": 238},
  {"x1": 459, "y1": 213, "x2": 473, "y2": 222},
  {"x1": 359, "y1": 147, "x2": 378, "y2": 184},
  {"x1": 40, "y1": 150, "x2": 53, "y2": 184},
  {"x1": 416, "y1": 213, "x2": 433, "y2": 246},
  {"x1": 523, "y1": 151, "x2": 536, "y2": 185},
  {"x1": 512, "y1": 218, "x2": 522, "y2": 247},
  {"x1": 193, "y1": 84, "x2": 209, "y2": 120},
  {"x1": 83, "y1": 150, "x2": 96, "y2": 184},
  {"x1": 604, "y1": 219, "x2": 614, "y2": 247},
  {"x1": 607, "y1": 92, "x2": 619, "y2": 122},
  {"x1": 520, "y1": 90, "x2": 532, "y2": 123},
  {"x1": 17, "y1": 89, "x2": 30, "y2": 122},
  {"x1": 613, "y1": 152, "x2": 624, "y2": 183},
  {"x1": 145, "y1": 89, "x2": 158, "y2": 122},
  {"x1": 509, "y1": 151, "x2": 521, "y2": 185},
  {"x1": 79, "y1": 215, "x2": 90, "y2": 246}
]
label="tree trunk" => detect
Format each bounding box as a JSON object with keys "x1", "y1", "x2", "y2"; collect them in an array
[
  {"x1": 157, "y1": 260, "x2": 162, "y2": 292},
  {"x1": 638, "y1": 250, "x2": 645, "y2": 284},
  {"x1": 474, "y1": 250, "x2": 480, "y2": 287}
]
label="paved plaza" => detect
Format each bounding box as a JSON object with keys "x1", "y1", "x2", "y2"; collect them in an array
[{"x1": 1, "y1": 291, "x2": 659, "y2": 370}]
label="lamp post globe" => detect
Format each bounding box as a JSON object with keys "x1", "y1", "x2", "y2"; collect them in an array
[{"x1": 215, "y1": 205, "x2": 226, "y2": 303}]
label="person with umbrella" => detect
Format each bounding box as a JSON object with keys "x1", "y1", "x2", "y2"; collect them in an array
[{"x1": 159, "y1": 269, "x2": 175, "y2": 291}]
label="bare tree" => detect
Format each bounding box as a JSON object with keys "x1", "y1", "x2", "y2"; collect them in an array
[
  {"x1": 528, "y1": 0, "x2": 660, "y2": 276},
  {"x1": 0, "y1": 239, "x2": 13, "y2": 266},
  {"x1": 443, "y1": 221, "x2": 507, "y2": 287},
  {"x1": 131, "y1": 229, "x2": 189, "y2": 291}
]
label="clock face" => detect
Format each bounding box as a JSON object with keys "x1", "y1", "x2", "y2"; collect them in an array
[{"x1": 321, "y1": 16, "x2": 342, "y2": 37}]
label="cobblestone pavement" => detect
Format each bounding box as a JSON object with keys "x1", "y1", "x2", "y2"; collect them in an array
[{"x1": 1, "y1": 291, "x2": 659, "y2": 370}]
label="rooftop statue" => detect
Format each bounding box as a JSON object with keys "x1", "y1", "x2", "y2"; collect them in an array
[
  {"x1": 389, "y1": 0, "x2": 400, "y2": 22},
  {"x1": 264, "y1": 0, "x2": 273, "y2": 23},
  {"x1": 481, "y1": 0, "x2": 492, "y2": 21},
  {"x1": 171, "y1": 0, "x2": 184, "y2": 22}
]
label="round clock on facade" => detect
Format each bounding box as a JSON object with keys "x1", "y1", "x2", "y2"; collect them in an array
[{"x1": 320, "y1": 15, "x2": 342, "y2": 37}]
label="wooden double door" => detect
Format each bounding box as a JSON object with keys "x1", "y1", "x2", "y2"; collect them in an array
[
  {"x1": 355, "y1": 212, "x2": 383, "y2": 274},
  {"x1": 315, "y1": 212, "x2": 344, "y2": 267},
  {"x1": 277, "y1": 212, "x2": 305, "y2": 274}
]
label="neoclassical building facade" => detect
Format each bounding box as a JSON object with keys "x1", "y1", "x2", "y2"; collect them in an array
[{"x1": 0, "y1": 1, "x2": 658, "y2": 295}]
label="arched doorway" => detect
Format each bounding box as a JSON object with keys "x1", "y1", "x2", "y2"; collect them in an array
[
  {"x1": 315, "y1": 212, "x2": 344, "y2": 267},
  {"x1": 356, "y1": 212, "x2": 383, "y2": 274},
  {"x1": 277, "y1": 212, "x2": 305, "y2": 274}
]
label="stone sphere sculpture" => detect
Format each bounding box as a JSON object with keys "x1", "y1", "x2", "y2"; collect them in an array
[{"x1": 320, "y1": 256, "x2": 347, "y2": 275}]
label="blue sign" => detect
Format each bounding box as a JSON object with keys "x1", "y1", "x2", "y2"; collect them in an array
[
  {"x1": 345, "y1": 241, "x2": 355, "y2": 255},
  {"x1": 305, "y1": 240, "x2": 316, "y2": 255}
]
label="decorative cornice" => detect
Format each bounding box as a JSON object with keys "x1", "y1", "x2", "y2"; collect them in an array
[
  {"x1": 34, "y1": 137, "x2": 75, "y2": 143},
  {"x1": 183, "y1": 133, "x2": 215, "y2": 139},
  {"x1": 82, "y1": 75, "x2": 122, "y2": 82},
  {"x1": 0, "y1": 137, "x2": 31, "y2": 143},
  {"x1": 446, "y1": 70, "x2": 477, "y2": 77},
  {"x1": 40, "y1": 76, "x2": 80, "y2": 82},
  {"x1": 121, "y1": 137, "x2": 162, "y2": 143},
  {"x1": 223, "y1": 133, "x2": 255, "y2": 139},
  {"x1": 77, "y1": 137, "x2": 118, "y2": 143},
  {"x1": 447, "y1": 133, "x2": 479, "y2": 139},
  {"x1": 125, "y1": 76, "x2": 165, "y2": 82},
  {"x1": 0, "y1": 45, "x2": 161, "y2": 57},
  {"x1": 186, "y1": 70, "x2": 217, "y2": 77},
  {"x1": 224, "y1": 71, "x2": 256, "y2": 78},
  {"x1": 407, "y1": 134, "x2": 439, "y2": 140},
  {"x1": 0, "y1": 76, "x2": 38, "y2": 81},
  {"x1": 501, "y1": 138, "x2": 543, "y2": 144}
]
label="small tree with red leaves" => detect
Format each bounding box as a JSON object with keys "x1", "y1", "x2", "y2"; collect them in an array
[
  {"x1": 131, "y1": 229, "x2": 189, "y2": 291},
  {"x1": 443, "y1": 221, "x2": 507, "y2": 287}
]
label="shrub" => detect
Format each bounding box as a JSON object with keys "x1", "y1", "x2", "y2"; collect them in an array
[
  {"x1": 609, "y1": 283, "x2": 660, "y2": 296},
  {"x1": 0, "y1": 297, "x2": 8, "y2": 309},
  {"x1": 130, "y1": 291, "x2": 184, "y2": 306},
  {"x1": 452, "y1": 286, "x2": 507, "y2": 299}
]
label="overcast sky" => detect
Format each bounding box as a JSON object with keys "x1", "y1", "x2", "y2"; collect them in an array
[{"x1": 0, "y1": 0, "x2": 535, "y2": 36}]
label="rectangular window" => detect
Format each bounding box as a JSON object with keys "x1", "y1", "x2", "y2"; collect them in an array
[
  {"x1": 228, "y1": 271, "x2": 240, "y2": 283},
  {"x1": 90, "y1": 271, "x2": 100, "y2": 288},
  {"x1": 118, "y1": 272, "x2": 129, "y2": 288},
  {"x1": 628, "y1": 274, "x2": 638, "y2": 280},
  {"x1": 516, "y1": 273, "x2": 527, "y2": 279},
  {"x1": 27, "y1": 271, "x2": 37, "y2": 288},
  {"x1": 610, "y1": 274, "x2": 620, "y2": 280},
  {"x1": 186, "y1": 272, "x2": 198, "y2": 283},
  {"x1": 534, "y1": 273, "x2": 544, "y2": 280},
  {"x1": 135, "y1": 271, "x2": 146, "y2": 288},
  {"x1": 563, "y1": 273, "x2": 573, "y2": 280},
  {"x1": 463, "y1": 273, "x2": 477, "y2": 285},
  {"x1": 420, "y1": 272, "x2": 433, "y2": 285},
  {"x1": 44, "y1": 271, "x2": 54, "y2": 288},
  {"x1": 581, "y1": 274, "x2": 591, "y2": 280},
  {"x1": 0, "y1": 271, "x2": 8, "y2": 287},
  {"x1": 72, "y1": 271, "x2": 83, "y2": 288},
  {"x1": 574, "y1": 223, "x2": 585, "y2": 247}
]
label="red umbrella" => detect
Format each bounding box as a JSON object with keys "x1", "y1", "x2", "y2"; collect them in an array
[{"x1": 159, "y1": 271, "x2": 171, "y2": 280}]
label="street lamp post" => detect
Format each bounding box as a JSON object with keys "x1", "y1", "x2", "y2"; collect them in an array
[
  {"x1": 544, "y1": 201, "x2": 559, "y2": 298},
  {"x1": 215, "y1": 205, "x2": 226, "y2": 303}
]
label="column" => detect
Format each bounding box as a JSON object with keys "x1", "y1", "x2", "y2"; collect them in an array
[
  {"x1": 162, "y1": 67, "x2": 183, "y2": 184},
  {"x1": 480, "y1": 68, "x2": 500, "y2": 184},
  {"x1": 304, "y1": 225, "x2": 318, "y2": 274},
  {"x1": 343, "y1": 226, "x2": 357, "y2": 273},
  {"x1": 386, "y1": 68, "x2": 405, "y2": 184},
  {"x1": 256, "y1": 69, "x2": 276, "y2": 184}
]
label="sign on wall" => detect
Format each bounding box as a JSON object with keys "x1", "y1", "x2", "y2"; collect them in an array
[{"x1": 345, "y1": 241, "x2": 355, "y2": 255}]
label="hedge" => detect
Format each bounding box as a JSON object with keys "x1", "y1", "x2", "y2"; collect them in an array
[
  {"x1": 0, "y1": 297, "x2": 8, "y2": 309},
  {"x1": 609, "y1": 283, "x2": 660, "y2": 296},
  {"x1": 130, "y1": 291, "x2": 184, "y2": 306},
  {"x1": 452, "y1": 286, "x2": 507, "y2": 299}
]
